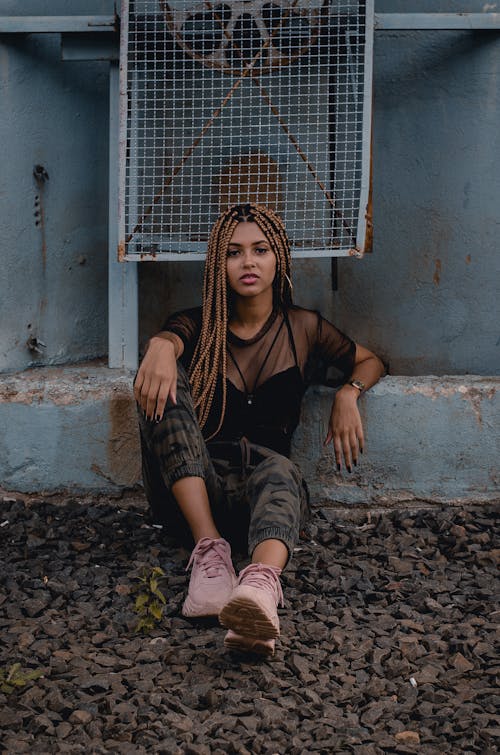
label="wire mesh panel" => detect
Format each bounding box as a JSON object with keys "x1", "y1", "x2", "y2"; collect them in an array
[{"x1": 119, "y1": 0, "x2": 373, "y2": 260}]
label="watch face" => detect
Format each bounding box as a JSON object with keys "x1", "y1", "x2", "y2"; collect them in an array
[{"x1": 350, "y1": 379, "x2": 365, "y2": 391}]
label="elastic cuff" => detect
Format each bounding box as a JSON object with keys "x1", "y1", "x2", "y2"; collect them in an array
[
  {"x1": 165, "y1": 462, "x2": 206, "y2": 489},
  {"x1": 248, "y1": 526, "x2": 297, "y2": 564}
]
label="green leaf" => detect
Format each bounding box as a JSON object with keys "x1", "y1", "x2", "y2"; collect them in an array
[
  {"x1": 135, "y1": 616, "x2": 154, "y2": 634},
  {"x1": 134, "y1": 593, "x2": 149, "y2": 611},
  {"x1": 150, "y1": 585, "x2": 166, "y2": 603},
  {"x1": 151, "y1": 566, "x2": 166, "y2": 578},
  {"x1": 7, "y1": 663, "x2": 21, "y2": 682},
  {"x1": 149, "y1": 601, "x2": 163, "y2": 620}
]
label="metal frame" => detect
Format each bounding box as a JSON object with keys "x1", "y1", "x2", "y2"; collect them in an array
[
  {"x1": 1, "y1": 11, "x2": 499, "y2": 369},
  {"x1": 2, "y1": 13, "x2": 500, "y2": 34},
  {"x1": 119, "y1": 1, "x2": 375, "y2": 262}
]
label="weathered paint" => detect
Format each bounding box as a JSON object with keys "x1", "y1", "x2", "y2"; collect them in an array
[
  {"x1": 0, "y1": 26, "x2": 109, "y2": 373},
  {"x1": 292, "y1": 376, "x2": 500, "y2": 506},
  {"x1": 0, "y1": 364, "x2": 141, "y2": 491},
  {"x1": 0, "y1": 367, "x2": 498, "y2": 503}
]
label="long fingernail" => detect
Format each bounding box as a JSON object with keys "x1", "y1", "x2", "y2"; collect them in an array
[
  {"x1": 360, "y1": 448, "x2": 364, "y2": 454},
  {"x1": 347, "y1": 466, "x2": 352, "y2": 473},
  {"x1": 354, "y1": 459, "x2": 358, "y2": 467},
  {"x1": 337, "y1": 463, "x2": 341, "y2": 472}
]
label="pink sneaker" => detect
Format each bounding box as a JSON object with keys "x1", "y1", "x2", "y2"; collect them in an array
[
  {"x1": 219, "y1": 563, "x2": 284, "y2": 640},
  {"x1": 224, "y1": 629, "x2": 276, "y2": 658},
  {"x1": 182, "y1": 537, "x2": 237, "y2": 618}
]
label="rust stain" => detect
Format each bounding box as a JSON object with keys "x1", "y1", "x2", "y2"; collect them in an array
[
  {"x1": 216, "y1": 151, "x2": 283, "y2": 214},
  {"x1": 465, "y1": 254, "x2": 471, "y2": 264},
  {"x1": 363, "y1": 120, "x2": 374, "y2": 254},
  {"x1": 33, "y1": 165, "x2": 49, "y2": 273},
  {"x1": 433, "y1": 258, "x2": 442, "y2": 286},
  {"x1": 118, "y1": 240, "x2": 125, "y2": 262},
  {"x1": 106, "y1": 396, "x2": 141, "y2": 486}
]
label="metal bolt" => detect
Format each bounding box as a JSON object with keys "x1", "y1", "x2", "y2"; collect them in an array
[{"x1": 26, "y1": 335, "x2": 46, "y2": 354}]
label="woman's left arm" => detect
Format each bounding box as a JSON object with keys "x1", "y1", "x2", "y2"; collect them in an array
[{"x1": 324, "y1": 344, "x2": 385, "y2": 472}]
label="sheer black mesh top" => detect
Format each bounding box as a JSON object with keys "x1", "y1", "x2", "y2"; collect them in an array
[{"x1": 163, "y1": 306, "x2": 356, "y2": 456}]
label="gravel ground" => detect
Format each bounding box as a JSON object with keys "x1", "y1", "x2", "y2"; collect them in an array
[{"x1": 0, "y1": 493, "x2": 498, "y2": 754}]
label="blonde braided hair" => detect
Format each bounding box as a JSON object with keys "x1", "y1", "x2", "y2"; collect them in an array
[{"x1": 189, "y1": 203, "x2": 293, "y2": 438}]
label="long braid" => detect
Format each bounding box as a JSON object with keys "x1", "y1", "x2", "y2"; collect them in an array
[{"x1": 189, "y1": 203, "x2": 293, "y2": 438}]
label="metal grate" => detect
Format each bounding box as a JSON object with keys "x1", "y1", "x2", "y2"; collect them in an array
[{"x1": 119, "y1": 0, "x2": 374, "y2": 260}]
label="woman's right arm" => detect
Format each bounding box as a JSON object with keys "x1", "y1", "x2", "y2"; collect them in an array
[{"x1": 133, "y1": 331, "x2": 184, "y2": 421}]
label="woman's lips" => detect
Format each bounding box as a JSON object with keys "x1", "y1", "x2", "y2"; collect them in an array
[{"x1": 239, "y1": 274, "x2": 259, "y2": 284}]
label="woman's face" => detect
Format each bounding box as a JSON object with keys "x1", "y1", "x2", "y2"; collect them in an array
[{"x1": 226, "y1": 221, "x2": 277, "y2": 301}]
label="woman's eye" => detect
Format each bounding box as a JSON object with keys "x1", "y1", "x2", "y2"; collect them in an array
[
  {"x1": 227, "y1": 249, "x2": 239, "y2": 257},
  {"x1": 255, "y1": 247, "x2": 268, "y2": 254}
]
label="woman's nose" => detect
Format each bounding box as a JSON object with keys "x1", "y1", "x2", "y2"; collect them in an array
[{"x1": 242, "y1": 251, "x2": 255, "y2": 267}]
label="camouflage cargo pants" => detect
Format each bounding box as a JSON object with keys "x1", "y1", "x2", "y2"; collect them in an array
[{"x1": 138, "y1": 365, "x2": 309, "y2": 559}]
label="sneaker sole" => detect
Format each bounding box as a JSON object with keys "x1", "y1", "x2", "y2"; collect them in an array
[
  {"x1": 224, "y1": 630, "x2": 275, "y2": 658},
  {"x1": 219, "y1": 596, "x2": 279, "y2": 640}
]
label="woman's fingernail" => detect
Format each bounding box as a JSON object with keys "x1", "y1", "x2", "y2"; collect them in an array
[
  {"x1": 336, "y1": 463, "x2": 341, "y2": 472},
  {"x1": 354, "y1": 460, "x2": 358, "y2": 467},
  {"x1": 347, "y1": 466, "x2": 352, "y2": 473}
]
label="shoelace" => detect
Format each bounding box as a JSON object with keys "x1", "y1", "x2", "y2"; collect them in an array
[
  {"x1": 186, "y1": 537, "x2": 230, "y2": 579},
  {"x1": 238, "y1": 563, "x2": 284, "y2": 607}
]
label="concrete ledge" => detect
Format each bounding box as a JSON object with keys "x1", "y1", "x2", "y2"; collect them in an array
[
  {"x1": 293, "y1": 377, "x2": 499, "y2": 506},
  {"x1": 0, "y1": 366, "x2": 498, "y2": 505},
  {"x1": 0, "y1": 363, "x2": 140, "y2": 492}
]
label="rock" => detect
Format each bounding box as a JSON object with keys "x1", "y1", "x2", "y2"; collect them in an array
[
  {"x1": 0, "y1": 498, "x2": 497, "y2": 754},
  {"x1": 394, "y1": 730, "x2": 420, "y2": 744},
  {"x1": 451, "y1": 652, "x2": 474, "y2": 673},
  {"x1": 56, "y1": 722, "x2": 73, "y2": 739},
  {"x1": 69, "y1": 710, "x2": 93, "y2": 725}
]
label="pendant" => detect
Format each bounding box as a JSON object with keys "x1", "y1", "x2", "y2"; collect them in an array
[{"x1": 247, "y1": 395, "x2": 253, "y2": 406}]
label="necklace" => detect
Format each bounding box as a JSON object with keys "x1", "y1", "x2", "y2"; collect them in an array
[{"x1": 227, "y1": 317, "x2": 285, "y2": 405}]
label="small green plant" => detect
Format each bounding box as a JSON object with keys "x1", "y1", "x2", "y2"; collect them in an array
[
  {"x1": 0, "y1": 663, "x2": 43, "y2": 694},
  {"x1": 133, "y1": 566, "x2": 167, "y2": 633}
]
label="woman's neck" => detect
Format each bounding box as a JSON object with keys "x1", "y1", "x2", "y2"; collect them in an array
[{"x1": 229, "y1": 295, "x2": 275, "y2": 338}]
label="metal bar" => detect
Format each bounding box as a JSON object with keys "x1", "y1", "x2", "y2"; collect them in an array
[
  {"x1": 2, "y1": 13, "x2": 499, "y2": 35},
  {"x1": 124, "y1": 248, "x2": 356, "y2": 262},
  {"x1": 108, "y1": 60, "x2": 138, "y2": 370},
  {"x1": 375, "y1": 13, "x2": 500, "y2": 30},
  {"x1": 356, "y1": 0, "x2": 374, "y2": 256},
  {"x1": 0, "y1": 16, "x2": 117, "y2": 34}
]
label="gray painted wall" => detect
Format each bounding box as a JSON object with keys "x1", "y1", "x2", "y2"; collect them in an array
[{"x1": 1, "y1": 1, "x2": 499, "y2": 375}]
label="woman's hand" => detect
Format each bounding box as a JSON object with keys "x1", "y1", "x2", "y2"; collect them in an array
[
  {"x1": 324, "y1": 385, "x2": 364, "y2": 472},
  {"x1": 133, "y1": 335, "x2": 181, "y2": 421}
]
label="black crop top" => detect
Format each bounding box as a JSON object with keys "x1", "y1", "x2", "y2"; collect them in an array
[{"x1": 163, "y1": 305, "x2": 356, "y2": 457}]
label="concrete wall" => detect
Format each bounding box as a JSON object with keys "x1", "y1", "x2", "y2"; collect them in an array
[
  {"x1": 0, "y1": 34, "x2": 109, "y2": 372},
  {"x1": 1, "y1": 1, "x2": 499, "y2": 375},
  {"x1": 0, "y1": 2, "x2": 498, "y2": 499}
]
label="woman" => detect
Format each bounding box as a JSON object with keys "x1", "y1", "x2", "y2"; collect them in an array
[{"x1": 134, "y1": 203, "x2": 384, "y2": 656}]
